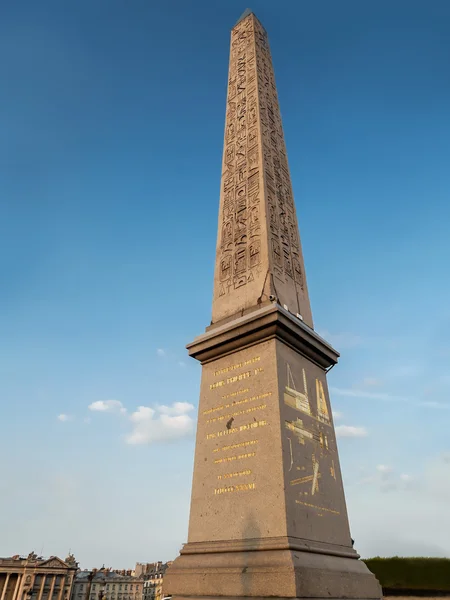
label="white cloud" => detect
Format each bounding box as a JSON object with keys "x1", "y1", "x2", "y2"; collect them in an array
[
  {"x1": 125, "y1": 402, "x2": 195, "y2": 445},
  {"x1": 362, "y1": 377, "x2": 381, "y2": 387},
  {"x1": 84, "y1": 417, "x2": 91, "y2": 425},
  {"x1": 357, "y1": 465, "x2": 418, "y2": 494},
  {"x1": 390, "y1": 365, "x2": 420, "y2": 378},
  {"x1": 156, "y1": 348, "x2": 166, "y2": 357},
  {"x1": 88, "y1": 400, "x2": 127, "y2": 414},
  {"x1": 332, "y1": 410, "x2": 343, "y2": 421},
  {"x1": 157, "y1": 402, "x2": 194, "y2": 416},
  {"x1": 335, "y1": 425, "x2": 368, "y2": 438},
  {"x1": 376, "y1": 464, "x2": 393, "y2": 473},
  {"x1": 330, "y1": 387, "x2": 409, "y2": 403},
  {"x1": 332, "y1": 386, "x2": 450, "y2": 411},
  {"x1": 419, "y1": 401, "x2": 450, "y2": 409},
  {"x1": 57, "y1": 414, "x2": 72, "y2": 422},
  {"x1": 178, "y1": 361, "x2": 186, "y2": 368}
]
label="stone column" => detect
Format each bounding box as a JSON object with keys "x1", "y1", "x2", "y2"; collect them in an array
[
  {"x1": 47, "y1": 577, "x2": 56, "y2": 600},
  {"x1": 56, "y1": 578, "x2": 65, "y2": 600},
  {"x1": 12, "y1": 576, "x2": 22, "y2": 600},
  {"x1": 1, "y1": 574, "x2": 11, "y2": 600},
  {"x1": 37, "y1": 576, "x2": 46, "y2": 600}
]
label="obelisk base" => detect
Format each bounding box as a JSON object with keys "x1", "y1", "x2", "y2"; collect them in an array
[{"x1": 165, "y1": 537, "x2": 382, "y2": 599}]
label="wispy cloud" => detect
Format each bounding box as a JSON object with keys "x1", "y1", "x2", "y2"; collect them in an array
[
  {"x1": 359, "y1": 464, "x2": 417, "y2": 493},
  {"x1": 335, "y1": 425, "x2": 368, "y2": 438},
  {"x1": 317, "y1": 330, "x2": 362, "y2": 349},
  {"x1": 330, "y1": 387, "x2": 409, "y2": 402},
  {"x1": 125, "y1": 402, "x2": 195, "y2": 445},
  {"x1": 376, "y1": 464, "x2": 393, "y2": 474},
  {"x1": 57, "y1": 414, "x2": 72, "y2": 422},
  {"x1": 332, "y1": 410, "x2": 343, "y2": 421},
  {"x1": 331, "y1": 386, "x2": 450, "y2": 410},
  {"x1": 418, "y1": 401, "x2": 450, "y2": 410},
  {"x1": 156, "y1": 348, "x2": 166, "y2": 357},
  {"x1": 362, "y1": 377, "x2": 382, "y2": 387},
  {"x1": 88, "y1": 400, "x2": 127, "y2": 414}
]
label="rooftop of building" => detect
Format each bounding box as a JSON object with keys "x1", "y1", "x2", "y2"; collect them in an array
[
  {"x1": 75, "y1": 569, "x2": 143, "y2": 582},
  {"x1": 0, "y1": 553, "x2": 77, "y2": 569}
]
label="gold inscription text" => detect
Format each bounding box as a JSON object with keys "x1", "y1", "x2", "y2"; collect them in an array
[
  {"x1": 214, "y1": 452, "x2": 257, "y2": 464},
  {"x1": 214, "y1": 482, "x2": 256, "y2": 495},
  {"x1": 213, "y1": 439, "x2": 259, "y2": 453},
  {"x1": 214, "y1": 356, "x2": 261, "y2": 377},
  {"x1": 217, "y1": 469, "x2": 252, "y2": 481}
]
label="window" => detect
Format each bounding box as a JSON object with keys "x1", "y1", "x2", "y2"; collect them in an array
[
  {"x1": 130, "y1": 586, "x2": 133, "y2": 591},
  {"x1": 125, "y1": 586, "x2": 128, "y2": 591}
]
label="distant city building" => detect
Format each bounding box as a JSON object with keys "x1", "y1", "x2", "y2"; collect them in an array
[
  {"x1": 135, "y1": 564, "x2": 171, "y2": 600},
  {"x1": 71, "y1": 569, "x2": 143, "y2": 600},
  {"x1": 0, "y1": 552, "x2": 78, "y2": 600}
]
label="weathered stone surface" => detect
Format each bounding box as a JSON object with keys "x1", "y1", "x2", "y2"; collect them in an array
[
  {"x1": 164, "y1": 10, "x2": 382, "y2": 600},
  {"x1": 211, "y1": 11, "x2": 313, "y2": 328}
]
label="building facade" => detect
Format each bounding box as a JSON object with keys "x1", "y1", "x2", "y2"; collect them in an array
[
  {"x1": 0, "y1": 553, "x2": 78, "y2": 600},
  {"x1": 139, "y1": 563, "x2": 171, "y2": 600},
  {"x1": 71, "y1": 569, "x2": 143, "y2": 600}
]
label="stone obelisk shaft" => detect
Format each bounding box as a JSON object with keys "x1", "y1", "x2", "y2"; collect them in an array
[
  {"x1": 212, "y1": 12, "x2": 313, "y2": 328},
  {"x1": 165, "y1": 11, "x2": 382, "y2": 600}
]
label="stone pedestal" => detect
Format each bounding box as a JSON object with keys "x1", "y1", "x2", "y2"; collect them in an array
[{"x1": 165, "y1": 305, "x2": 381, "y2": 599}]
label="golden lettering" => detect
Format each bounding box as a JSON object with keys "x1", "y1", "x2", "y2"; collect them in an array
[
  {"x1": 226, "y1": 371, "x2": 250, "y2": 384},
  {"x1": 222, "y1": 388, "x2": 249, "y2": 401},
  {"x1": 204, "y1": 392, "x2": 272, "y2": 417},
  {"x1": 214, "y1": 439, "x2": 259, "y2": 453},
  {"x1": 239, "y1": 419, "x2": 267, "y2": 432},
  {"x1": 206, "y1": 404, "x2": 267, "y2": 425},
  {"x1": 214, "y1": 356, "x2": 261, "y2": 377},
  {"x1": 214, "y1": 452, "x2": 256, "y2": 464},
  {"x1": 232, "y1": 391, "x2": 272, "y2": 407},
  {"x1": 207, "y1": 421, "x2": 267, "y2": 439},
  {"x1": 295, "y1": 500, "x2": 340, "y2": 515},
  {"x1": 203, "y1": 404, "x2": 225, "y2": 416},
  {"x1": 210, "y1": 380, "x2": 225, "y2": 390},
  {"x1": 216, "y1": 428, "x2": 239, "y2": 437},
  {"x1": 214, "y1": 482, "x2": 256, "y2": 495},
  {"x1": 209, "y1": 366, "x2": 265, "y2": 390},
  {"x1": 217, "y1": 469, "x2": 252, "y2": 480}
]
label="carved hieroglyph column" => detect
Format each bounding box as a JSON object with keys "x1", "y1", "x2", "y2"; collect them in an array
[
  {"x1": 165, "y1": 10, "x2": 381, "y2": 600},
  {"x1": 212, "y1": 10, "x2": 313, "y2": 328}
]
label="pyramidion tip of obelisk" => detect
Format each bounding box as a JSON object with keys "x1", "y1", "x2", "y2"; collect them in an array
[{"x1": 235, "y1": 8, "x2": 253, "y2": 26}]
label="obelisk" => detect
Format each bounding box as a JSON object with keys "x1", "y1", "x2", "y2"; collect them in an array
[{"x1": 165, "y1": 10, "x2": 381, "y2": 600}]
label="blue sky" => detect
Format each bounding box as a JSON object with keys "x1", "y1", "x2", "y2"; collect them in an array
[{"x1": 1, "y1": 0, "x2": 450, "y2": 567}]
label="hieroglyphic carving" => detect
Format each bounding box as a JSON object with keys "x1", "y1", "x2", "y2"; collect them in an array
[
  {"x1": 253, "y1": 19, "x2": 306, "y2": 292},
  {"x1": 215, "y1": 12, "x2": 310, "y2": 317},
  {"x1": 217, "y1": 15, "x2": 261, "y2": 299}
]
